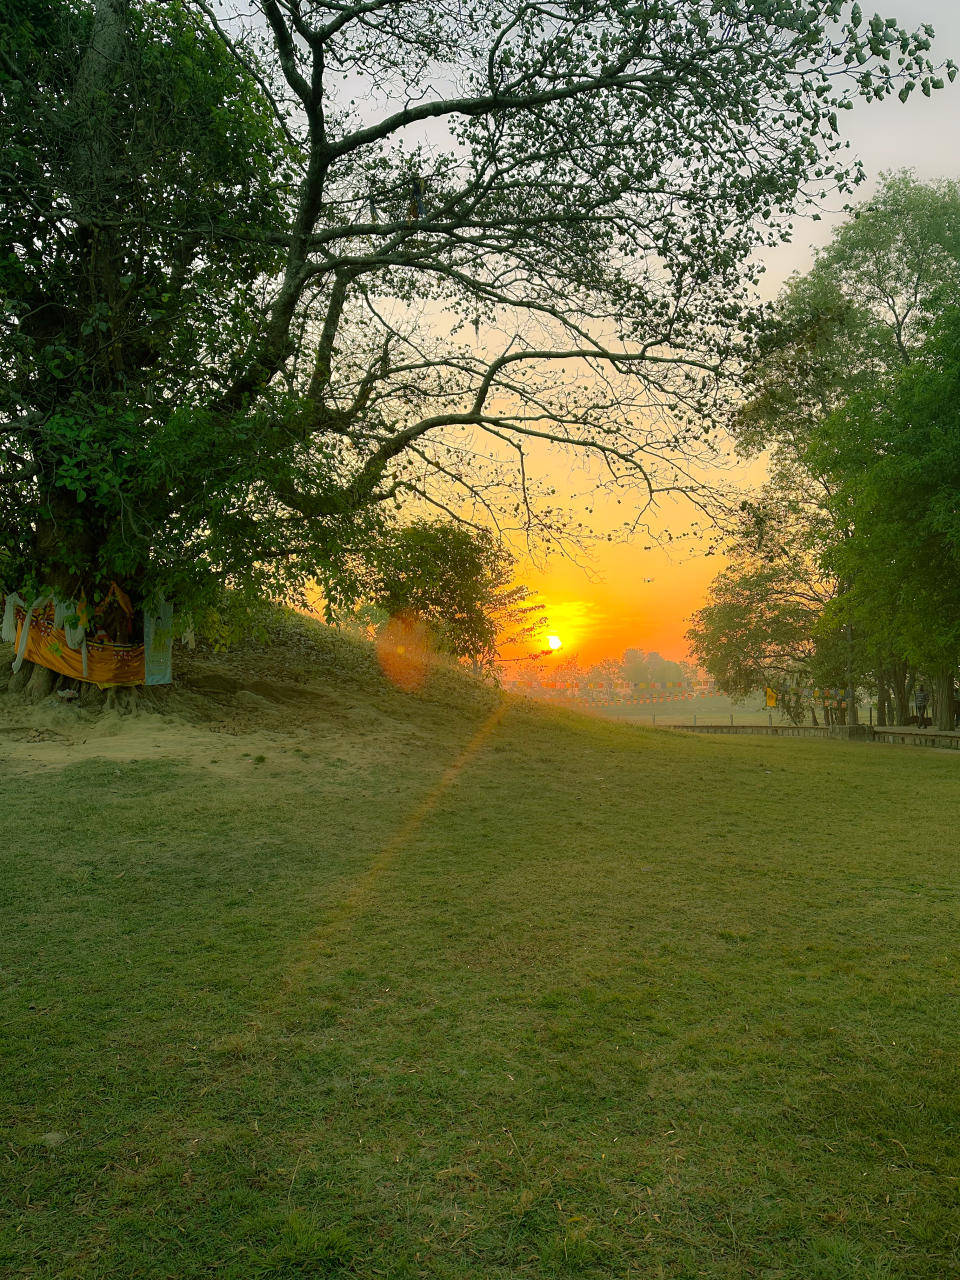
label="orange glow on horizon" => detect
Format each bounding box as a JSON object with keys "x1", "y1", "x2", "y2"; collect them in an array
[{"x1": 500, "y1": 537, "x2": 726, "y2": 667}]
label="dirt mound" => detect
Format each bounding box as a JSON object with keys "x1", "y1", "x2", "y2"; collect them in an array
[{"x1": 0, "y1": 612, "x2": 499, "y2": 774}]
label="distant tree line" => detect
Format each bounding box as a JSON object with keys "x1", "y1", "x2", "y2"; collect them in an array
[
  {"x1": 518, "y1": 649, "x2": 697, "y2": 697},
  {"x1": 689, "y1": 174, "x2": 960, "y2": 730}
]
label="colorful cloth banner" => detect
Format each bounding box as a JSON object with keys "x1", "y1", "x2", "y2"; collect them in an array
[
  {"x1": 5, "y1": 591, "x2": 173, "y2": 688},
  {"x1": 12, "y1": 602, "x2": 143, "y2": 686}
]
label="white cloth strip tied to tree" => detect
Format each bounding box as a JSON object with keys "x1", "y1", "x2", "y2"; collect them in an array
[
  {"x1": 7, "y1": 594, "x2": 90, "y2": 678},
  {"x1": 53, "y1": 598, "x2": 89, "y2": 671},
  {"x1": 11, "y1": 596, "x2": 53, "y2": 674},
  {"x1": 1, "y1": 594, "x2": 25, "y2": 646}
]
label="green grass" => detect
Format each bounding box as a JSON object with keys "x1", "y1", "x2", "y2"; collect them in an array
[{"x1": 2, "y1": 676, "x2": 960, "y2": 1278}]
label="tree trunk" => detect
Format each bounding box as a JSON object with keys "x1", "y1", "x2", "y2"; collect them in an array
[
  {"x1": 6, "y1": 660, "x2": 55, "y2": 702},
  {"x1": 933, "y1": 665, "x2": 956, "y2": 733},
  {"x1": 3, "y1": 660, "x2": 145, "y2": 712},
  {"x1": 876, "y1": 684, "x2": 888, "y2": 727},
  {"x1": 7, "y1": 660, "x2": 36, "y2": 695},
  {"x1": 875, "y1": 668, "x2": 889, "y2": 726},
  {"x1": 891, "y1": 662, "x2": 911, "y2": 724},
  {"x1": 26, "y1": 664, "x2": 56, "y2": 702},
  {"x1": 104, "y1": 686, "x2": 142, "y2": 714}
]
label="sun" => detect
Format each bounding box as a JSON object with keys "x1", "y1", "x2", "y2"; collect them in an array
[{"x1": 547, "y1": 635, "x2": 563, "y2": 650}]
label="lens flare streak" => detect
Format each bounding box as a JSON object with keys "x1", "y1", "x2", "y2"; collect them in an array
[{"x1": 280, "y1": 701, "x2": 508, "y2": 992}]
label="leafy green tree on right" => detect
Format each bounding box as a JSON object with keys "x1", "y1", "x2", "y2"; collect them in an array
[
  {"x1": 694, "y1": 173, "x2": 960, "y2": 728},
  {"x1": 809, "y1": 309, "x2": 960, "y2": 730}
]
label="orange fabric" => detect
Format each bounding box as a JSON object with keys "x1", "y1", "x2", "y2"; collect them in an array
[
  {"x1": 96, "y1": 581, "x2": 134, "y2": 618},
  {"x1": 15, "y1": 605, "x2": 145, "y2": 688}
]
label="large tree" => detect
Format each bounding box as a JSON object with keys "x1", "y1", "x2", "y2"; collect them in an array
[
  {"x1": 808, "y1": 309, "x2": 960, "y2": 730},
  {"x1": 1, "y1": 1, "x2": 952, "y2": 624},
  {"x1": 0, "y1": 0, "x2": 301, "y2": 607},
  {"x1": 707, "y1": 173, "x2": 960, "y2": 724}
]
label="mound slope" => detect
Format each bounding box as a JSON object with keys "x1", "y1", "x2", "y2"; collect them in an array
[{"x1": 0, "y1": 610, "x2": 497, "y2": 774}]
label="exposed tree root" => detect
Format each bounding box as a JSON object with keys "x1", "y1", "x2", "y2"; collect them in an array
[
  {"x1": 1, "y1": 659, "x2": 170, "y2": 714},
  {"x1": 104, "y1": 686, "x2": 140, "y2": 715}
]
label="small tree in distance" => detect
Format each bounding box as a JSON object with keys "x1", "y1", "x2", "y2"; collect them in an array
[
  {"x1": 358, "y1": 521, "x2": 545, "y2": 674},
  {"x1": 686, "y1": 480, "x2": 837, "y2": 723}
]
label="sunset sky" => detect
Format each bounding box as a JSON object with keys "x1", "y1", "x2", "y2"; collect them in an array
[{"x1": 511, "y1": 0, "x2": 960, "y2": 669}]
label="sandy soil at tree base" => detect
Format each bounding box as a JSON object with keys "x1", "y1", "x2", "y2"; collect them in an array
[{"x1": 0, "y1": 640, "x2": 455, "y2": 780}]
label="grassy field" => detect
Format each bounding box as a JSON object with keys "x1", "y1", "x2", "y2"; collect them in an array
[{"x1": 2, "y1": 635, "x2": 960, "y2": 1278}]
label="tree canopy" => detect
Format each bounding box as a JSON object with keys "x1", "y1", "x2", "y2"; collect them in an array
[
  {"x1": 695, "y1": 174, "x2": 960, "y2": 727},
  {"x1": 1, "y1": 1, "x2": 953, "y2": 618},
  {"x1": 808, "y1": 308, "x2": 960, "y2": 725},
  {"x1": 1, "y1": 0, "x2": 296, "y2": 604},
  {"x1": 356, "y1": 519, "x2": 544, "y2": 671},
  {"x1": 686, "y1": 482, "x2": 834, "y2": 714},
  {"x1": 736, "y1": 171, "x2": 960, "y2": 468}
]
